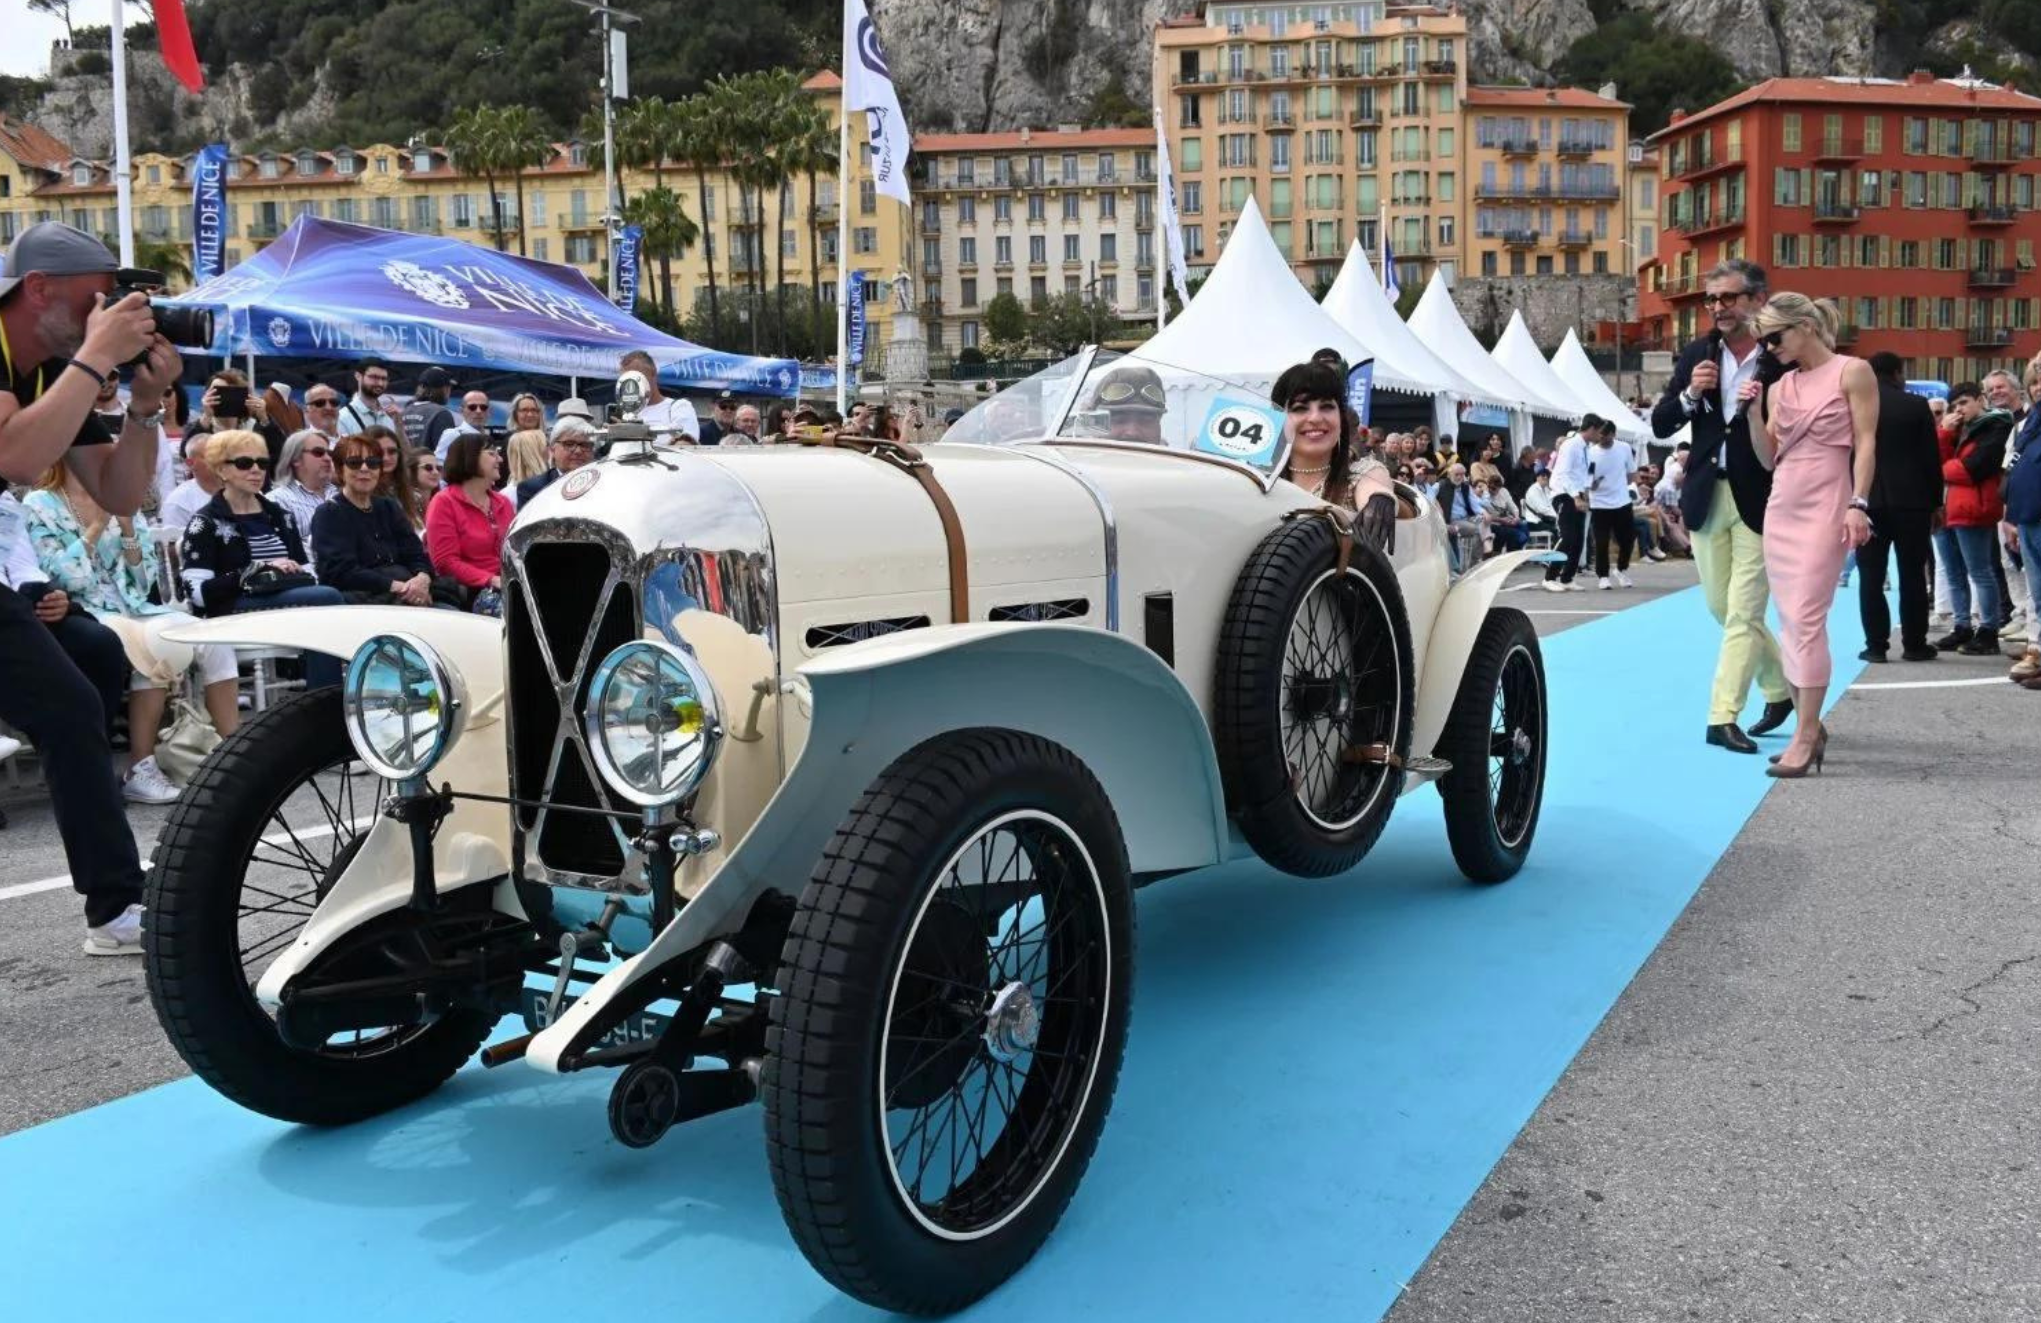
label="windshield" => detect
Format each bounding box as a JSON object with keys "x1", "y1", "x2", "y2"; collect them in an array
[{"x1": 947, "y1": 349, "x2": 1297, "y2": 480}]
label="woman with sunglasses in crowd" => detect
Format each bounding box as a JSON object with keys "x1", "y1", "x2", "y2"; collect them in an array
[
  {"x1": 178, "y1": 430, "x2": 345, "y2": 681},
  {"x1": 1272, "y1": 359, "x2": 1398, "y2": 554},
  {"x1": 312, "y1": 434, "x2": 463, "y2": 609},
  {"x1": 357, "y1": 425, "x2": 422, "y2": 530},
  {"x1": 406, "y1": 448, "x2": 443, "y2": 525},
  {"x1": 1747, "y1": 293, "x2": 1878, "y2": 778}
]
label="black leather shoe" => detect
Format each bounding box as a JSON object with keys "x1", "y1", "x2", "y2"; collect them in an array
[
  {"x1": 1936, "y1": 626, "x2": 1974, "y2": 651},
  {"x1": 1746, "y1": 700, "x2": 1795, "y2": 737},
  {"x1": 1858, "y1": 647, "x2": 1889, "y2": 663},
  {"x1": 1706, "y1": 723, "x2": 1759, "y2": 754},
  {"x1": 1901, "y1": 644, "x2": 1939, "y2": 662}
]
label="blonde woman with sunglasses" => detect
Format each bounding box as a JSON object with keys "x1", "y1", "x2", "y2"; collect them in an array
[{"x1": 1747, "y1": 292, "x2": 1878, "y2": 778}]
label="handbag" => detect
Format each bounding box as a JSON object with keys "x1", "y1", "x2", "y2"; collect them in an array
[
  {"x1": 241, "y1": 563, "x2": 317, "y2": 596},
  {"x1": 152, "y1": 698, "x2": 222, "y2": 785}
]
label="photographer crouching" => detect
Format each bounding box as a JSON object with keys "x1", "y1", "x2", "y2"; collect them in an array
[{"x1": 0, "y1": 221, "x2": 194, "y2": 956}]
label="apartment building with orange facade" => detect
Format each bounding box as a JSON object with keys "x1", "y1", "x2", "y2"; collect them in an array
[
  {"x1": 1638, "y1": 73, "x2": 2041, "y2": 382},
  {"x1": 1462, "y1": 86, "x2": 1631, "y2": 280},
  {"x1": 1153, "y1": 1, "x2": 1469, "y2": 288}
]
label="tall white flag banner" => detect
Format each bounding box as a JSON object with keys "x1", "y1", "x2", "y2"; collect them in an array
[
  {"x1": 843, "y1": 0, "x2": 911, "y2": 207},
  {"x1": 1154, "y1": 108, "x2": 1193, "y2": 314}
]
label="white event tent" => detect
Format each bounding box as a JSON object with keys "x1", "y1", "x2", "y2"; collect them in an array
[
  {"x1": 1406, "y1": 270, "x2": 1576, "y2": 449},
  {"x1": 1547, "y1": 328, "x2": 1655, "y2": 448},
  {"x1": 1319, "y1": 240, "x2": 1520, "y2": 438},
  {"x1": 1134, "y1": 197, "x2": 1420, "y2": 397},
  {"x1": 1491, "y1": 311, "x2": 1589, "y2": 427}
]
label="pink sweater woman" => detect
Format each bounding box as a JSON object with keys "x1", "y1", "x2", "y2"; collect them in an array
[
  {"x1": 424, "y1": 432, "x2": 513, "y2": 612},
  {"x1": 1749, "y1": 293, "x2": 1877, "y2": 779}
]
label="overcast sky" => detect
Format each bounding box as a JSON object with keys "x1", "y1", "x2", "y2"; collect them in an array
[{"x1": 4, "y1": 8, "x2": 72, "y2": 79}]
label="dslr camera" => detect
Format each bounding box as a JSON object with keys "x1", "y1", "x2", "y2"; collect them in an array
[{"x1": 114, "y1": 267, "x2": 215, "y2": 361}]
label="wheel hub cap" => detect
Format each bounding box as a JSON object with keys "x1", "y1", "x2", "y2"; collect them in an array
[
  {"x1": 1509, "y1": 727, "x2": 1531, "y2": 766},
  {"x1": 983, "y1": 981, "x2": 1040, "y2": 1063}
]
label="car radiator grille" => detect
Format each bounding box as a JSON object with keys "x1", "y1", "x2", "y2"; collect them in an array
[{"x1": 506, "y1": 542, "x2": 639, "y2": 880}]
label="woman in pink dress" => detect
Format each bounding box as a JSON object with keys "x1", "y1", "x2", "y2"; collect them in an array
[{"x1": 1748, "y1": 294, "x2": 1878, "y2": 777}]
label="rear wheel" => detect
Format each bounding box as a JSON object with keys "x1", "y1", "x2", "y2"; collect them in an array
[
  {"x1": 1435, "y1": 609, "x2": 1548, "y2": 883},
  {"x1": 143, "y1": 687, "x2": 496, "y2": 1125},
  {"x1": 764, "y1": 729, "x2": 1133, "y2": 1315}
]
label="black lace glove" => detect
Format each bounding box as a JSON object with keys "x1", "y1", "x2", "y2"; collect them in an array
[{"x1": 1359, "y1": 492, "x2": 1396, "y2": 556}]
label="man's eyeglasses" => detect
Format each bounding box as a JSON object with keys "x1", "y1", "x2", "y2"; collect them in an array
[
  {"x1": 341, "y1": 455, "x2": 385, "y2": 470},
  {"x1": 302, "y1": 447, "x2": 331, "y2": 459},
  {"x1": 224, "y1": 455, "x2": 272, "y2": 471},
  {"x1": 1703, "y1": 292, "x2": 1750, "y2": 307},
  {"x1": 307, "y1": 397, "x2": 340, "y2": 407},
  {"x1": 556, "y1": 439, "x2": 595, "y2": 452}
]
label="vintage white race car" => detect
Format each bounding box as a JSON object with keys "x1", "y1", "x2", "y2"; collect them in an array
[{"x1": 149, "y1": 355, "x2": 1546, "y2": 1315}]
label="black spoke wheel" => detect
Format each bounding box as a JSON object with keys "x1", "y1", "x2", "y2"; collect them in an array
[
  {"x1": 1435, "y1": 608, "x2": 1548, "y2": 883},
  {"x1": 144, "y1": 687, "x2": 495, "y2": 1125},
  {"x1": 1216, "y1": 519, "x2": 1414, "y2": 877},
  {"x1": 764, "y1": 729, "x2": 1133, "y2": 1316}
]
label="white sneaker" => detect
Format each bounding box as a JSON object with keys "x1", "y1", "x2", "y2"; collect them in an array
[
  {"x1": 1542, "y1": 579, "x2": 1567, "y2": 593},
  {"x1": 123, "y1": 755, "x2": 181, "y2": 805},
  {"x1": 1645, "y1": 548, "x2": 1668, "y2": 562},
  {"x1": 1615, "y1": 571, "x2": 1634, "y2": 588},
  {"x1": 1566, "y1": 580, "x2": 1590, "y2": 592},
  {"x1": 0, "y1": 734, "x2": 20, "y2": 764},
  {"x1": 84, "y1": 903, "x2": 144, "y2": 957},
  {"x1": 1598, "y1": 576, "x2": 1613, "y2": 590}
]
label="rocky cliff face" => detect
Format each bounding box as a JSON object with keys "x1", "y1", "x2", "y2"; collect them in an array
[
  {"x1": 32, "y1": 45, "x2": 340, "y2": 160},
  {"x1": 878, "y1": 0, "x2": 1892, "y2": 132}
]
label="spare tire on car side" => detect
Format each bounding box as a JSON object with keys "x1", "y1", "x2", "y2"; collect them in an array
[{"x1": 1214, "y1": 517, "x2": 1414, "y2": 878}]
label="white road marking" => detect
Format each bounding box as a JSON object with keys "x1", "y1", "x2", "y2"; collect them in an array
[
  {"x1": 0, "y1": 820, "x2": 355, "y2": 904},
  {"x1": 1850, "y1": 676, "x2": 2018, "y2": 691},
  {"x1": 1523, "y1": 609, "x2": 1616, "y2": 616}
]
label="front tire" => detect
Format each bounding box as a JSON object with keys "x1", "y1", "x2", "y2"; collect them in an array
[
  {"x1": 1435, "y1": 609, "x2": 1548, "y2": 883},
  {"x1": 143, "y1": 687, "x2": 495, "y2": 1125},
  {"x1": 764, "y1": 729, "x2": 1133, "y2": 1315}
]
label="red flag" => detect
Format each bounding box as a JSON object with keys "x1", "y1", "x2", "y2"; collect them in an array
[{"x1": 155, "y1": 0, "x2": 205, "y2": 94}]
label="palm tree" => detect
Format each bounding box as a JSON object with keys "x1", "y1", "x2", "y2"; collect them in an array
[
  {"x1": 495, "y1": 105, "x2": 553, "y2": 258},
  {"x1": 758, "y1": 70, "x2": 808, "y2": 356},
  {"x1": 445, "y1": 106, "x2": 509, "y2": 252},
  {"x1": 786, "y1": 91, "x2": 838, "y2": 357},
  {"x1": 672, "y1": 94, "x2": 725, "y2": 346},
  {"x1": 624, "y1": 186, "x2": 699, "y2": 321}
]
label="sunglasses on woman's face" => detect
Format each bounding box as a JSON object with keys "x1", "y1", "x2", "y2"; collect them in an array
[
  {"x1": 342, "y1": 455, "x2": 385, "y2": 470},
  {"x1": 1760, "y1": 330, "x2": 1786, "y2": 349},
  {"x1": 224, "y1": 455, "x2": 271, "y2": 471},
  {"x1": 415, "y1": 462, "x2": 440, "y2": 473}
]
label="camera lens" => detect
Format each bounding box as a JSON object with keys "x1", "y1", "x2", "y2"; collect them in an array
[{"x1": 149, "y1": 299, "x2": 214, "y2": 350}]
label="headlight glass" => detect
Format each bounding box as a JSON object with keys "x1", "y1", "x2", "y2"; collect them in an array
[
  {"x1": 343, "y1": 634, "x2": 462, "y2": 781},
  {"x1": 585, "y1": 640, "x2": 723, "y2": 808}
]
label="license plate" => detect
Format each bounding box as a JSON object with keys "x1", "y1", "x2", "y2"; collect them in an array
[{"x1": 520, "y1": 986, "x2": 670, "y2": 1050}]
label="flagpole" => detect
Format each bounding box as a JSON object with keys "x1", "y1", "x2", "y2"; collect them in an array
[
  {"x1": 110, "y1": 0, "x2": 135, "y2": 266},
  {"x1": 1377, "y1": 202, "x2": 1388, "y2": 291},
  {"x1": 1153, "y1": 108, "x2": 1167, "y2": 331},
  {"x1": 834, "y1": 92, "x2": 852, "y2": 417}
]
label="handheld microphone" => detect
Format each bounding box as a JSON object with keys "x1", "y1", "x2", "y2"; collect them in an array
[{"x1": 1701, "y1": 329, "x2": 1723, "y2": 415}]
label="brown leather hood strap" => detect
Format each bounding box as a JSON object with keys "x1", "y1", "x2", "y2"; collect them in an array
[
  {"x1": 802, "y1": 434, "x2": 971, "y2": 624},
  {"x1": 1282, "y1": 504, "x2": 1357, "y2": 578}
]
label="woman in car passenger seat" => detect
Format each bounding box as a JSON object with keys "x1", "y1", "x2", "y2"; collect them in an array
[{"x1": 1274, "y1": 359, "x2": 1397, "y2": 554}]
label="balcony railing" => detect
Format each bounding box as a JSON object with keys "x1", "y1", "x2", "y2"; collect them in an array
[
  {"x1": 1391, "y1": 193, "x2": 1431, "y2": 207},
  {"x1": 1498, "y1": 137, "x2": 1538, "y2": 157},
  {"x1": 1971, "y1": 139, "x2": 2017, "y2": 165},
  {"x1": 1264, "y1": 111, "x2": 1297, "y2": 131},
  {"x1": 1350, "y1": 106, "x2": 1382, "y2": 127},
  {"x1": 1969, "y1": 204, "x2": 2017, "y2": 225},
  {"x1": 1812, "y1": 202, "x2": 1860, "y2": 223},
  {"x1": 1390, "y1": 148, "x2": 1430, "y2": 162},
  {"x1": 809, "y1": 201, "x2": 840, "y2": 222},
  {"x1": 1556, "y1": 229, "x2": 1592, "y2": 248},
  {"x1": 1967, "y1": 326, "x2": 2016, "y2": 349},
  {"x1": 919, "y1": 216, "x2": 941, "y2": 234},
  {"x1": 1810, "y1": 136, "x2": 1863, "y2": 161},
  {"x1": 1673, "y1": 204, "x2": 1747, "y2": 236},
  {"x1": 1419, "y1": 59, "x2": 1457, "y2": 78},
  {"x1": 1672, "y1": 145, "x2": 1744, "y2": 180},
  {"x1": 923, "y1": 260, "x2": 942, "y2": 277},
  {"x1": 1555, "y1": 139, "x2": 1601, "y2": 158},
  {"x1": 1968, "y1": 267, "x2": 2016, "y2": 289},
  {"x1": 1501, "y1": 229, "x2": 1539, "y2": 248},
  {"x1": 1475, "y1": 183, "x2": 1622, "y2": 201}
]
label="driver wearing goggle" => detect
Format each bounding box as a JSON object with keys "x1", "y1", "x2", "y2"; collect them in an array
[{"x1": 1090, "y1": 366, "x2": 1167, "y2": 444}]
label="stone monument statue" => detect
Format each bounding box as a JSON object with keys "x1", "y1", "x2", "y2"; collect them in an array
[{"x1": 885, "y1": 268, "x2": 927, "y2": 383}]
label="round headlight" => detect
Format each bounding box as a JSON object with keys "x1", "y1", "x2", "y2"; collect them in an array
[
  {"x1": 343, "y1": 633, "x2": 464, "y2": 782},
  {"x1": 584, "y1": 640, "x2": 723, "y2": 808}
]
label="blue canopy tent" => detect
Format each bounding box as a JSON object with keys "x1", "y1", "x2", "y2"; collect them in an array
[{"x1": 169, "y1": 216, "x2": 800, "y2": 396}]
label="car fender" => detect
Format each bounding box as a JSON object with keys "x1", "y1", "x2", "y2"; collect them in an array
[
  {"x1": 161, "y1": 607, "x2": 517, "y2": 1009},
  {"x1": 1411, "y1": 551, "x2": 1540, "y2": 757},
  {"x1": 528, "y1": 622, "x2": 1227, "y2": 1074}
]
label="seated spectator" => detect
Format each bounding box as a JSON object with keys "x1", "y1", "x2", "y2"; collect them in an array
[
  {"x1": 359, "y1": 425, "x2": 422, "y2": 530},
  {"x1": 726, "y1": 403, "x2": 764, "y2": 444},
  {"x1": 178, "y1": 429, "x2": 344, "y2": 684},
  {"x1": 1523, "y1": 468, "x2": 1559, "y2": 537},
  {"x1": 1629, "y1": 466, "x2": 1671, "y2": 562},
  {"x1": 426, "y1": 431, "x2": 514, "y2": 615},
  {"x1": 1438, "y1": 462, "x2": 1488, "y2": 572},
  {"x1": 1411, "y1": 456, "x2": 1438, "y2": 499},
  {"x1": 1483, "y1": 478, "x2": 1527, "y2": 551},
  {"x1": 262, "y1": 382, "x2": 304, "y2": 437},
  {"x1": 515, "y1": 423, "x2": 597, "y2": 506},
  {"x1": 508, "y1": 392, "x2": 546, "y2": 436},
  {"x1": 22, "y1": 467, "x2": 242, "y2": 803},
  {"x1": 406, "y1": 446, "x2": 442, "y2": 527},
  {"x1": 505, "y1": 428, "x2": 550, "y2": 500},
  {"x1": 268, "y1": 429, "x2": 338, "y2": 565},
  {"x1": 1470, "y1": 437, "x2": 1504, "y2": 490},
  {"x1": 0, "y1": 490, "x2": 132, "y2": 759},
  {"x1": 1652, "y1": 463, "x2": 1692, "y2": 557},
  {"x1": 159, "y1": 432, "x2": 220, "y2": 534},
  {"x1": 302, "y1": 382, "x2": 346, "y2": 438},
  {"x1": 312, "y1": 435, "x2": 464, "y2": 609}
]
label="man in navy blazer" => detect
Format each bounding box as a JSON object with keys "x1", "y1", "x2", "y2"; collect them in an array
[
  {"x1": 1650, "y1": 258, "x2": 1793, "y2": 754},
  {"x1": 515, "y1": 420, "x2": 596, "y2": 507}
]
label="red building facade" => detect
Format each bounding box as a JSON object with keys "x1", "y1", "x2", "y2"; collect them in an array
[{"x1": 1638, "y1": 73, "x2": 2041, "y2": 383}]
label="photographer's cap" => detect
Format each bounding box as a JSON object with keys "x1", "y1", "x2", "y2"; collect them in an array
[{"x1": 0, "y1": 220, "x2": 119, "y2": 302}]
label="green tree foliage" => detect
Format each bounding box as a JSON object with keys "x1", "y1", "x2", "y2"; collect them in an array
[
  {"x1": 983, "y1": 291, "x2": 1029, "y2": 349},
  {"x1": 181, "y1": 0, "x2": 839, "y2": 148},
  {"x1": 1556, "y1": 13, "x2": 1746, "y2": 136},
  {"x1": 1027, "y1": 291, "x2": 1125, "y2": 355}
]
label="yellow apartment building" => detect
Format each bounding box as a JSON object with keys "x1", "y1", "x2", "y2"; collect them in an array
[
  {"x1": 1152, "y1": 0, "x2": 1469, "y2": 288},
  {"x1": 0, "y1": 74, "x2": 910, "y2": 351},
  {"x1": 1462, "y1": 85, "x2": 1630, "y2": 280}
]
